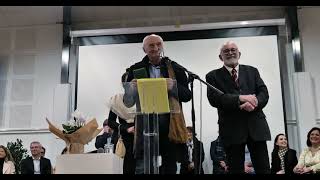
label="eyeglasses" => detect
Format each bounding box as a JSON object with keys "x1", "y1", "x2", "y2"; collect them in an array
[{"x1": 222, "y1": 48, "x2": 238, "y2": 54}]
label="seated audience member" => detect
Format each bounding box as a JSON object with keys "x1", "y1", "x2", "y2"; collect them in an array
[
  {"x1": 210, "y1": 135, "x2": 228, "y2": 174},
  {"x1": 179, "y1": 126, "x2": 204, "y2": 174},
  {"x1": 294, "y1": 127, "x2": 320, "y2": 174},
  {"x1": 21, "y1": 141, "x2": 52, "y2": 174},
  {"x1": 40, "y1": 146, "x2": 46, "y2": 157},
  {"x1": 244, "y1": 145, "x2": 255, "y2": 174},
  {"x1": 271, "y1": 133, "x2": 298, "y2": 174},
  {"x1": 0, "y1": 145, "x2": 15, "y2": 174},
  {"x1": 95, "y1": 119, "x2": 113, "y2": 150}
]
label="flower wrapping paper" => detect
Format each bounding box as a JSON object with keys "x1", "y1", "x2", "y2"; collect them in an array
[{"x1": 46, "y1": 118, "x2": 102, "y2": 154}]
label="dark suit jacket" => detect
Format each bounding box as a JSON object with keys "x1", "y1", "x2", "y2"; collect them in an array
[
  {"x1": 177, "y1": 137, "x2": 205, "y2": 174},
  {"x1": 95, "y1": 132, "x2": 113, "y2": 149},
  {"x1": 21, "y1": 156, "x2": 52, "y2": 174},
  {"x1": 206, "y1": 65, "x2": 271, "y2": 147},
  {"x1": 210, "y1": 137, "x2": 228, "y2": 174},
  {"x1": 271, "y1": 148, "x2": 298, "y2": 174}
]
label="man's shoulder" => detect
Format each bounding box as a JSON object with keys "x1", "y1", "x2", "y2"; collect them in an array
[
  {"x1": 22, "y1": 156, "x2": 32, "y2": 161},
  {"x1": 128, "y1": 57, "x2": 147, "y2": 70},
  {"x1": 206, "y1": 67, "x2": 224, "y2": 77},
  {"x1": 41, "y1": 157, "x2": 51, "y2": 163},
  {"x1": 240, "y1": 64, "x2": 258, "y2": 71}
]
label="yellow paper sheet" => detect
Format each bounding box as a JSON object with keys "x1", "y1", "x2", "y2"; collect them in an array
[{"x1": 137, "y1": 78, "x2": 170, "y2": 113}]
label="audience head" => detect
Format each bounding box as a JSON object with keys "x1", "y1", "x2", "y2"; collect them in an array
[
  {"x1": 186, "y1": 126, "x2": 196, "y2": 140},
  {"x1": 30, "y1": 141, "x2": 42, "y2": 158},
  {"x1": 142, "y1": 34, "x2": 164, "y2": 64},
  {"x1": 219, "y1": 41, "x2": 241, "y2": 68},
  {"x1": 306, "y1": 127, "x2": 320, "y2": 147},
  {"x1": 103, "y1": 119, "x2": 111, "y2": 133},
  {"x1": 274, "y1": 133, "x2": 288, "y2": 151},
  {"x1": 40, "y1": 146, "x2": 46, "y2": 157},
  {"x1": 0, "y1": 145, "x2": 14, "y2": 162}
]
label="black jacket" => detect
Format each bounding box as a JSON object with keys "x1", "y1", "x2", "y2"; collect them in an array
[
  {"x1": 206, "y1": 65, "x2": 271, "y2": 147},
  {"x1": 20, "y1": 156, "x2": 52, "y2": 174},
  {"x1": 177, "y1": 137, "x2": 205, "y2": 174},
  {"x1": 210, "y1": 137, "x2": 228, "y2": 174},
  {"x1": 271, "y1": 148, "x2": 298, "y2": 174},
  {"x1": 95, "y1": 132, "x2": 113, "y2": 149}
]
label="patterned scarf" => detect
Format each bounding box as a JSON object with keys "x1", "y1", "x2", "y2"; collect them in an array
[{"x1": 278, "y1": 147, "x2": 288, "y2": 171}]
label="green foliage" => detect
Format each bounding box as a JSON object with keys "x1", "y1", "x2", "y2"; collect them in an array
[
  {"x1": 7, "y1": 139, "x2": 30, "y2": 174},
  {"x1": 62, "y1": 123, "x2": 82, "y2": 134}
]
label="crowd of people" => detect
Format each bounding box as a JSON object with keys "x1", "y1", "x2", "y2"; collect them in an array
[{"x1": 1, "y1": 34, "x2": 320, "y2": 174}]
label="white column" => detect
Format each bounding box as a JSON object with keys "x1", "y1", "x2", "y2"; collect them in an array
[{"x1": 292, "y1": 72, "x2": 317, "y2": 152}]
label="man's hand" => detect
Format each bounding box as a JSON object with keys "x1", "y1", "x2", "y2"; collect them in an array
[
  {"x1": 239, "y1": 95, "x2": 258, "y2": 107},
  {"x1": 127, "y1": 126, "x2": 135, "y2": 134},
  {"x1": 244, "y1": 162, "x2": 254, "y2": 174},
  {"x1": 240, "y1": 102, "x2": 255, "y2": 112},
  {"x1": 219, "y1": 161, "x2": 228, "y2": 171},
  {"x1": 188, "y1": 162, "x2": 195, "y2": 171}
]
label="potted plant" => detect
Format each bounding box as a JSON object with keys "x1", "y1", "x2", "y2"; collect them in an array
[{"x1": 7, "y1": 139, "x2": 30, "y2": 174}]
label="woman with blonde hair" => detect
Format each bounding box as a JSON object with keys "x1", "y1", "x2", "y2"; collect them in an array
[
  {"x1": 0, "y1": 145, "x2": 16, "y2": 174},
  {"x1": 293, "y1": 127, "x2": 320, "y2": 174}
]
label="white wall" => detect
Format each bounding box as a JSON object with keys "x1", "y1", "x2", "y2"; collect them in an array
[{"x1": 0, "y1": 24, "x2": 64, "y2": 166}]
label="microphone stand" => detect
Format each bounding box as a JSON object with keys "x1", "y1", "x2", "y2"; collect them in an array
[{"x1": 165, "y1": 57, "x2": 223, "y2": 174}]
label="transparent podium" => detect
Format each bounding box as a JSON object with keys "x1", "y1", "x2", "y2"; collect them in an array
[{"x1": 123, "y1": 78, "x2": 179, "y2": 174}]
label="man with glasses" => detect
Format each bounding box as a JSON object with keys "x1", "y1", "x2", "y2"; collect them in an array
[{"x1": 206, "y1": 41, "x2": 271, "y2": 174}]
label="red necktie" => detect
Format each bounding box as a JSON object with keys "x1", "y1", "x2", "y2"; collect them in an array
[{"x1": 231, "y1": 68, "x2": 239, "y2": 87}]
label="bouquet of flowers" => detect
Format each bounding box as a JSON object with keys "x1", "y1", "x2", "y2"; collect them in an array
[
  {"x1": 46, "y1": 110, "x2": 102, "y2": 154},
  {"x1": 62, "y1": 110, "x2": 87, "y2": 134}
]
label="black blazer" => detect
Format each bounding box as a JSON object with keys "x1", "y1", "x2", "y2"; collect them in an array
[
  {"x1": 177, "y1": 137, "x2": 205, "y2": 174},
  {"x1": 206, "y1": 65, "x2": 271, "y2": 146},
  {"x1": 95, "y1": 132, "x2": 112, "y2": 149},
  {"x1": 271, "y1": 148, "x2": 298, "y2": 174},
  {"x1": 20, "y1": 156, "x2": 52, "y2": 174},
  {"x1": 210, "y1": 138, "x2": 228, "y2": 174}
]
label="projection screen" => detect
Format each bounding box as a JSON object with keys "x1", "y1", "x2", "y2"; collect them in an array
[{"x1": 76, "y1": 32, "x2": 285, "y2": 174}]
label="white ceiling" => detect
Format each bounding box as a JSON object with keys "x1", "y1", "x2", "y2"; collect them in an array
[{"x1": 0, "y1": 6, "x2": 286, "y2": 28}]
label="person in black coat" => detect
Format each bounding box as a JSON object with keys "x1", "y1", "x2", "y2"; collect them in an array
[
  {"x1": 206, "y1": 41, "x2": 271, "y2": 174},
  {"x1": 95, "y1": 119, "x2": 113, "y2": 150},
  {"x1": 124, "y1": 34, "x2": 191, "y2": 174},
  {"x1": 21, "y1": 141, "x2": 52, "y2": 174},
  {"x1": 271, "y1": 133, "x2": 298, "y2": 174},
  {"x1": 178, "y1": 126, "x2": 205, "y2": 174},
  {"x1": 210, "y1": 135, "x2": 228, "y2": 174}
]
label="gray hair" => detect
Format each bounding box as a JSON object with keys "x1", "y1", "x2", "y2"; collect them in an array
[
  {"x1": 220, "y1": 41, "x2": 239, "y2": 53},
  {"x1": 142, "y1": 34, "x2": 164, "y2": 49},
  {"x1": 30, "y1": 141, "x2": 42, "y2": 147}
]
